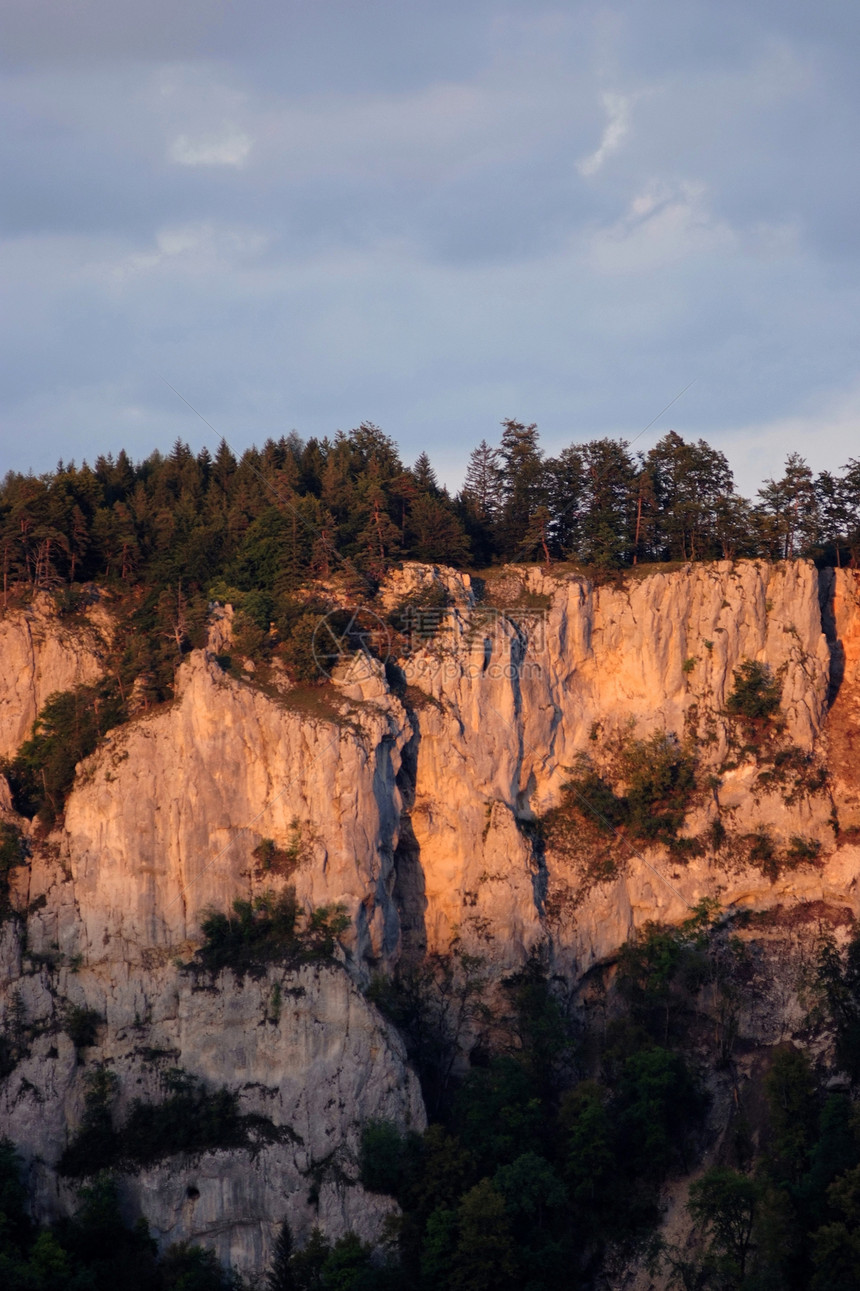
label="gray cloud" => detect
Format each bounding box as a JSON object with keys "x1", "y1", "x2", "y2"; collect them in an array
[{"x1": 1, "y1": 0, "x2": 859, "y2": 498}]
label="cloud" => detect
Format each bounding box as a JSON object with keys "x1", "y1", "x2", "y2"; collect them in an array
[
  {"x1": 578, "y1": 91, "x2": 630, "y2": 177},
  {"x1": 168, "y1": 127, "x2": 252, "y2": 167},
  {"x1": 586, "y1": 179, "x2": 740, "y2": 273},
  {"x1": 718, "y1": 381, "x2": 860, "y2": 498},
  {"x1": 1, "y1": 0, "x2": 859, "y2": 503}
]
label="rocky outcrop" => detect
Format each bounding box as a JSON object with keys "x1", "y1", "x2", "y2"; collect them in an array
[
  {"x1": 400, "y1": 560, "x2": 837, "y2": 969},
  {"x1": 1, "y1": 614, "x2": 421, "y2": 1274},
  {"x1": 3, "y1": 561, "x2": 860, "y2": 1275},
  {"x1": 0, "y1": 594, "x2": 107, "y2": 759},
  {"x1": 60, "y1": 651, "x2": 409, "y2": 968},
  {"x1": 1, "y1": 953, "x2": 424, "y2": 1270},
  {"x1": 821, "y1": 567, "x2": 860, "y2": 831}
]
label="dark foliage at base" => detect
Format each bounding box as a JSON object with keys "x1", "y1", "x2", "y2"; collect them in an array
[
  {"x1": 57, "y1": 1067, "x2": 283, "y2": 1178},
  {"x1": 0, "y1": 1156, "x2": 239, "y2": 1291},
  {"x1": 357, "y1": 945, "x2": 709, "y2": 1290},
  {"x1": 0, "y1": 822, "x2": 27, "y2": 917},
  {"x1": 344, "y1": 919, "x2": 860, "y2": 1290}
]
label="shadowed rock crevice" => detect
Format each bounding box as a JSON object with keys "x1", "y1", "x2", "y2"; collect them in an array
[
  {"x1": 818, "y1": 567, "x2": 845, "y2": 705},
  {"x1": 391, "y1": 710, "x2": 427, "y2": 966}
]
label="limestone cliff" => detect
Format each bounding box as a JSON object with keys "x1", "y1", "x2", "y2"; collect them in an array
[
  {"x1": 2, "y1": 559, "x2": 860, "y2": 1276},
  {"x1": 0, "y1": 593, "x2": 107, "y2": 760},
  {"x1": 397, "y1": 559, "x2": 839, "y2": 971}
]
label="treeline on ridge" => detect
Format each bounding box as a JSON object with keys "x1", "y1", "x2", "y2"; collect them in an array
[
  {"x1": 1, "y1": 421, "x2": 857, "y2": 718},
  {"x1": 3, "y1": 422, "x2": 858, "y2": 603}
]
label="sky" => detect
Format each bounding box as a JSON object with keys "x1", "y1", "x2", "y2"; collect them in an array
[{"x1": 1, "y1": 0, "x2": 859, "y2": 498}]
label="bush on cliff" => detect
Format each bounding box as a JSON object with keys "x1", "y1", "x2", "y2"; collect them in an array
[
  {"x1": 2, "y1": 681, "x2": 126, "y2": 826},
  {"x1": 58, "y1": 1066, "x2": 255, "y2": 1178},
  {"x1": 726, "y1": 659, "x2": 782, "y2": 723},
  {"x1": 0, "y1": 821, "x2": 26, "y2": 917},
  {"x1": 543, "y1": 731, "x2": 698, "y2": 863},
  {"x1": 193, "y1": 888, "x2": 349, "y2": 978}
]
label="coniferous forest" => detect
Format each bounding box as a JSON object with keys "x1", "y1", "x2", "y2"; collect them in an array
[{"x1": 4, "y1": 422, "x2": 857, "y2": 606}]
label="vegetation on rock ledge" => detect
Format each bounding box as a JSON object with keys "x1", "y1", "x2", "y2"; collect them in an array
[{"x1": 190, "y1": 888, "x2": 350, "y2": 979}]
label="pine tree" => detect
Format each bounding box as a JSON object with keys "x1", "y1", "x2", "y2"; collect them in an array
[
  {"x1": 357, "y1": 485, "x2": 402, "y2": 580},
  {"x1": 462, "y1": 440, "x2": 503, "y2": 522},
  {"x1": 646, "y1": 431, "x2": 734, "y2": 561},
  {"x1": 408, "y1": 494, "x2": 471, "y2": 565},
  {"x1": 578, "y1": 438, "x2": 637, "y2": 567},
  {"x1": 266, "y1": 1219, "x2": 297, "y2": 1291},
  {"x1": 544, "y1": 446, "x2": 586, "y2": 558},
  {"x1": 212, "y1": 439, "x2": 238, "y2": 495},
  {"x1": 497, "y1": 419, "x2": 545, "y2": 559},
  {"x1": 522, "y1": 506, "x2": 552, "y2": 568},
  {"x1": 289, "y1": 1227, "x2": 330, "y2": 1291},
  {"x1": 836, "y1": 458, "x2": 860, "y2": 566},
  {"x1": 758, "y1": 453, "x2": 818, "y2": 559},
  {"x1": 413, "y1": 451, "x2": 440, "y2": 495},
  {"x1": 812, "y1": 470, "x2": 851, "y2": 567}
]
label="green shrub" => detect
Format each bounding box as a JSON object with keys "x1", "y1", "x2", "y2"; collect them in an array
[
  {"x1": 160, "y1": 1242, "x2": 239, "y2": 1291},
  {"x1": 813, "y1": 934, "x2": 860, "y2": 1083},
  {"x1": 0, "y1": 1135, "x2": 31, "y2": 1251},
  {"x1": 727, "y1": 659, "x2": 781, "y2": 722},
  {"x1": 359, "y1": 1119, "x2": 407, "y2": 1195},
  {"x1": 387, "y1": 583, "x2": 453, "y2": 643},
  {"x1": 231, "y1": 608, "x2": 267, "y2": 658},
  {"x1": 548, "y1": 734, "x2": 697, "y2": 852},
  {"x1": 0, "y1": 821, "x2": 27, "y2": 916},
  {"x1": 615, "y1": 1046, "x2": 706, "y2": 1180},
  {"x1": 0, "y1": 820, "x2": 26, "y2": 872},
  {"x1": 746, "y1": 827, "x2": 778, "y2": 878},
  {"x1": 193, "y1": 887, "x2": 348, "y2": 978},
  {"x1": 787, "y1": 835, "x2": 822, "y2": 863},
  {"x1": 621, "y1": 733, "x2": 697, "y2": 843},
  {"x1": 686, "y1": 1167, "x2": 761, "y2": 1283},
  {"x1": 252, "y1": 820, "x2": 306, "y2": 876},
  {"x1": 63, "y1": 1005, "x2": 103, "y2": 1054},
  {"x1": 756, "y1": 745, "x2": 829, "y2": 804},
  {"x1": 304, "y1": 903, "x2": 350, "y2": 957},
  {"x1": 559, "y1": 766, "x2": 627, "y2": 835},
  {"x1": 58, "y1": 1067, "x2": 119, "y2": 1178},
  {"x1": 280, "y1": 611, "x2": 330, "y2": 683},
  {"x1": 59, "y1": 1066, "x2": 279, "y2": 1178},
  {"x1": 2, "y1": 682, "x2": 126, "y2": 825},
  {"x1": 119, "y1": 1071, "x2": 249, "y2": 1169}
]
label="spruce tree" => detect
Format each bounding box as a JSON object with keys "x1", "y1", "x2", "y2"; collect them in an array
[
  {"x1": 267, "y1": 1219, "x2": 297, "y2": 1291},
  {"x1": 462, "y1": 440, "x2": 503, "y2": 522},
  {"x1": 758, "y1": 452, "x2": 818, "y2": 559},
  {"x1": 413, "y1": 451, "x2": 440, "y2": 495},
  {"x1": 578, "y1": 438, "x2": 637, "y2": 567},
  {"x1": 497, "y1": 419, "x2": 545, "y2": 559}
]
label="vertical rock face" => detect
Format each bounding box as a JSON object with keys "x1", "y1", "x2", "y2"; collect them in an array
[
  {"x1": 821, "y1": 568, "x2": 860, "y2": 830},
  {"x1": 2, "y1": 560, "x2": 860, "y2": 1275},
  {"x1": 0, "y1": 615, "x2": 422, "y2": 1275},
  {"x1": 0, "y1": 595, "x2": 106, "y2": 759},
  {"x1": 61, "y1": 652, "x2": 409, "y2": 967},
  {"x1": 399, "y1": 560, "x2": 835, "y2": 968},
  {"x1": 1, "y1": 956, "x2": 424, "y2": 1271}
]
